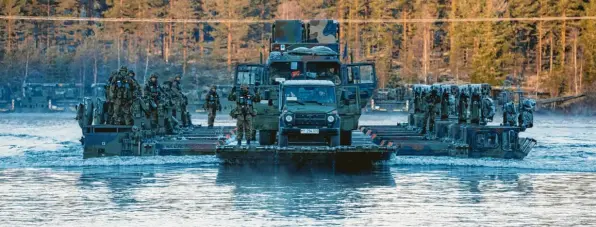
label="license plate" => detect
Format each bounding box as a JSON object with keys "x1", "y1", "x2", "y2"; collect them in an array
[{"x1": 300, "y1": 129, "x2": 319, "y2": 134}]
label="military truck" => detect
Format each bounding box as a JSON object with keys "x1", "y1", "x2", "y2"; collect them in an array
[
  {"x1": 17, "y1": 82, "x2": 82, "y2": 112},
  {"x1": 233, "y1": 20, "x2": 376, "y2": 146},
  {"x1": 276, "y1": 80, "x2": 342, "y2": 147}
]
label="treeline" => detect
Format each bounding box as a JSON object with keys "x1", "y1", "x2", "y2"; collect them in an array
[{"x1": 1, "y1": 0, "x2": 595, "y2": 97}]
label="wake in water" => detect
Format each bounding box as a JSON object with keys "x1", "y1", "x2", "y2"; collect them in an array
[{"x1": 0, "y1": 113, "x2": 595, "y2": 172}]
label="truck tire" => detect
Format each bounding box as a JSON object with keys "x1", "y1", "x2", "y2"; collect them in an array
[
  {"x1": 340, "y1": 130, "x2": 352, "y2": 145},
  {"x1": 258, "y1": 130, "x2": 276, "y2": 145},
  {"x1": 278, "y1": 133, "x2": 289, "y2": 147},
  {"x1": 329, "y1": 135, "x2": 340, "y2": 147}
]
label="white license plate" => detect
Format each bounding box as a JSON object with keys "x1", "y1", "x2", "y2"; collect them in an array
[{"x1": 300, "y1": 129, "x2": 319, "y2": 134}]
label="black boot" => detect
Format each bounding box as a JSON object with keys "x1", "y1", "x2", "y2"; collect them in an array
[{"x1": 237, "y1": 140, "x2": 242, "y2": 146}]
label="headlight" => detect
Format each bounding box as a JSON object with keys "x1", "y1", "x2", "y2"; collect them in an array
[
  {"x1": 285, "y1": 115, "x2": 293, "y2": 122},
  {"x1": 327, "y1": 115, "x2": 335, "y2": 123}
]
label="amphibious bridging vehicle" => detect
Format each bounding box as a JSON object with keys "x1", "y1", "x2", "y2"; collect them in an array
[{"x1": 76, "y1": 19, "x2": 536, "y2": 165}]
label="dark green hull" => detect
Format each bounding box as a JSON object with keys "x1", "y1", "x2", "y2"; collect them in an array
[{"x1": 216, "y1": 145, "x2": 394, "y2": 165}]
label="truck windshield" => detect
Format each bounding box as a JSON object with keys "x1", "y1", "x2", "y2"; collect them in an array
[
  {"x1": 269, "y1": 62, "x2": 305, "y2": 83},
  {"x1": 283, "y1": 86, "x2": 336, "y2": 106}
]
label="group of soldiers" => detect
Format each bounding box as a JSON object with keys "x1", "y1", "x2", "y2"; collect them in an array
[
  {"x1": 412, "y1": 83, "x2": 535, "y2": 136},
  {"x1": 104, "y1": 66, "x2": 191, "y2": 134},
  {"x1": 201, "y1": 83, "x2": 260, "y2": 146},
  {"x1": 412, "y1": 84, "x2": 498, "y2": 135}
]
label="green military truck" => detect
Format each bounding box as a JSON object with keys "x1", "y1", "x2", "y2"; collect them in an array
[
  {"x1": 277, "y1": 80, "x2": 342, "y2": 147},
  {"x1": 233, "y1": 20, "x2": 374, "y2": 146}
]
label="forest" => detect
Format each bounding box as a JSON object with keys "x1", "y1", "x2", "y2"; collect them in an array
[{"x1": 1, "y1": 0, "x2": 596, "y2": 98}]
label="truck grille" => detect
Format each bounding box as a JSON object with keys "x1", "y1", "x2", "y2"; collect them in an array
[{"x1": 294, "y1": 113, "x2": 327, "y2": 126}]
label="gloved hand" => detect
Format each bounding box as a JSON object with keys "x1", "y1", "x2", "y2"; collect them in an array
[{"x1": 231, "y1": 86, "x2": 237, "y2": 93}]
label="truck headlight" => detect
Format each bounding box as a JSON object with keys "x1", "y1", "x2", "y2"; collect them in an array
[
  {"x1": 327, "y1": 115, "x2": 335, "y2": 123},
  {"x1": 285, "y1": 115, "x2": 293, "y2": 122}
]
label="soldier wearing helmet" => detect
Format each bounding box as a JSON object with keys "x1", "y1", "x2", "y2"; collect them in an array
[
  {"x1": 422, "y1": 85, "x2": 441, "y2": 135},
  {"x1": 170, "y1": 76, "x2": 186, "y2": 126},
  {"x1": 204, "y1": 85, "x2": 221, "y2": 128},
  {"x1": 228, "y1": 84, "x2": 261, "y2": 146},
  {"x1": 110, "y1": 66, "x2": 134, "y2": 125},
  {"x1": 160, "y1": 80, "x2": 180, "y2": 134},
  {"x1": 144, "y1": 74, "x2": 161, "y2": 130}
]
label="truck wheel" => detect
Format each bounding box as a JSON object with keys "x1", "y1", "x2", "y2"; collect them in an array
[
  {"x1": 278, "y1": 133, "x2": 288, "y2": 147},
  {"x1": 340, "y1": 130, "x2": 352, "y2": 146},
  {"x1": 329, "y1": 135, "x2": 340, "y2": 147},
  {"x1": 258, "y1": 130, "x2": 275, "y2": 145}
]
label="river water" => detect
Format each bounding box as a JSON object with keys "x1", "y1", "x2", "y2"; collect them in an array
[{"x1": 1, "y1": 113, "x2": 595, "y2": 226}]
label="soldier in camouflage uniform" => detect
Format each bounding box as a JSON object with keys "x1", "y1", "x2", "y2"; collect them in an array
[
  {"x1": 105, "y1": 70, "x2": 118, "y2": 124},
  {"x1": 204, "y1": 85, "x2": 221, "y2": 128},
  {"x1": 422, "y1": 87, "x2": 441, "y2": 134},
  {"x1": 228, "y1": 84, "x2": 260, "y2": 146},
  {"x1": 110, "y1": 67, "x2": 134, "y2": 125},
  {"x1": 125, "y1": 70, "x2": 142, "y2": 125},
  {"x1": 144, "y1": 74, "x2": 161, "y2": 130},
  {"x1": 160, "y1": 81, "x2": 180, "y2": 134},
  {"x1": 320, "y1": 68, "x2": 341, "y2": 85},
  {"x1": 502, "y1": 102, "x2": 518, "y2": 126},
  {"x1": 170, "y1": 76, "x2": 184, "y2": 125},
  {"x1": 458, "y1": 85, "x2": 471, "y2": 124},
  {"x1": 519, "y1": 99, "x2": 535, "y2": 130}
]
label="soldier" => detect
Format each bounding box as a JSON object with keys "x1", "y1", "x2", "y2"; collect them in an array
[
  {"x1": 128, "y1": 70, "x2": 142, "y2": 98},
  {"x1": 172, "y1": 77, "x2": 192, "y2": 127},
  {"x1": 160, "y1": 81, "x2": 180, "y2": 133},
  {"x1": 110, "y1": 67, "x2": 133, "y2": 125},
  {"x1": 144, "y1": 74, "x2": 160, "y2": 130},
  {"x1": 480, "y1": 84, "x2": 496, "y2": 125},
  {"x1": 228, "y1": 84, "x2": 260, "y2": 146},
  {"x1": 171, "y1": 77, "x2": 184, "y2": 125},
  {"x1": 320, "y1": 68, "x2": 341, "y2": 85},
  {"x1": 105, "y1": 71, "x2": 118, "y2": 124},
  {"x1": 204, "y1": 85, "x2": 221, "y2": 128},
  {"x1": 458, "y1": 85, "x2": 471, "y2": 124},
  {"x1": 519, "y1": 99, "x2": 535, "y2": 130},
  {"x1": 422, "y1": 86, "x2": 441, "y2": 134},
  {"x1": 502, "y1": 101, "x2": 518, "y2": 126}
]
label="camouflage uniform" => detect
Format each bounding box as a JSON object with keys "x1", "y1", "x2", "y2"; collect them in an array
[
  {"x1": 502, "y1": 102, "x2": 518, "y2": 126},
  {"x1": 519, "y1": 99, "x2": 535, "y2": 129},
  {"x1": 204, "y1": 85, "x2": 221, "y2": 128},
  {"x1": 105, "y1": 71, "x2": 118, "y2": 124},
  {"x1": 229, "y1": 85, "x2": 260, "y2": 145},
  {"x1": 422, "y1": 89, "x2": 441, "y2": 134},
  {"x1": 160, "y1": 81, "x2": 180, "y2": 134},
  {"x1": 458, "y1": 86, "x2": 470, "y2": 124},
  {"x1": 320, "y1": 68, "x2": 341, "y2": 85},
  {"x1": 171, "y1": 76, "x2": 184, "y2": 125},
  {"x1": 110, "y1": 67, "x2": 134, "y2": 125},
  {"x1": 144, "y1": 74, "x2": 161, "y2": 130},
  {"x1": 126, "y1": 70, "x2": 142, "y2": 125}
]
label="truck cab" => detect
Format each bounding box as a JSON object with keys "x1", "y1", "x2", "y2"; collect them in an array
[{"x1": 277, "y1": 80, "x2": 341, "y2": 147}]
